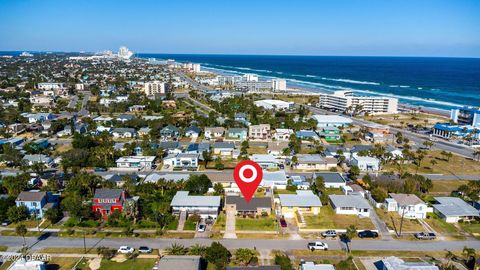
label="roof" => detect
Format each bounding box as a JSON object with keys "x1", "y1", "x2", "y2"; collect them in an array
[
  {"x1": 93, "y1": 188, "x2": 123, "y2": 199},
  {"x1": 186, "y1": 126, "x2": 202, "y2": 134},
  {"x1": 225, "y1": 196, "x2": 272, "y2": 211},
  {"x1": 170, "y1": 191, "x2": 221, "y2": 207},
  {"x1": 351, "y1": 145, "x2": 374, "y2": 153},
  {"x1": 213, "y1": 142, "x2": 235, "y2": 149},
  {"x1": 262, "y1": 170, "x2": 288, "y2": 184},
  {"x1": 297, "y1": 154, "x2": 328, "y2": 164},
  {"x1": 381, "y1": 256, "x2": 439, "y2": 270},
  {"x1": 433, "y1": 197, "x2": 480, "y2": 217},
  {"x1": 112, "y1": 128, "x2": 136, "y2": 133},
  {"x1": 157, "y1": 255, "x2": 201, "y2": 270},
  {"x1": 228, "y1": 128, "x2": 248, "y2": 133},
  {"x1": 16, "y1": 191, "x2": 47, "y2": 202},
  {"x1": 251, "y1": 154, "x2": 277, "y2": 163},
  {"x1": 329, "y1": 195, "x2": 371, "y2": 209},
  {"x1": 117, "y1": 114, "x2": 135, "y2": 120},
  {"x1": 23, "y1": 154, "x2": 52, "y2": 163},
  {"x1": 159, "y1": 141, "x2": 180, "y2": 149},
  {"x1": 311, "y1": 114, "x2": 352, "y2": 124},
  {"x1": 279, "y1": 190, "x2": 322, "y2": 207},
  {"x1": 300, "y1": 262, "x2": 335, "y2": 270},
  {"x1": 205, "y1": 127, "x2": 225, "y2": 133},
  {"x1": 313, "y1": 172, "x2": 346, "y2": 184},
  {"x1": 228, "y1": 267, "x2": 280, "y2": 270},
  {"x1": 389, "y1": 193, "x2": 425, "y2": 206},
  {"x1": 296, "y1": 130, "x2": 319, "y2": 138},
  {"x1": 116, "y1": 156, "x2": 156, "y2": 163}
]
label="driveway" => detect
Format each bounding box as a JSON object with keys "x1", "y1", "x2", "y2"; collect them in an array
[{"x1": 224, "y1": 209, "x2": 237, "y2": 239}]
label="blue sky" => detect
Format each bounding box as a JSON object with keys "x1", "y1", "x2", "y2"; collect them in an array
[{"x1": 0, "y1": 0, "x2": 479, "y2": 57}]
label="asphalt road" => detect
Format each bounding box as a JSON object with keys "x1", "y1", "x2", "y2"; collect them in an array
[{"x1": 1, "y1": 235, "x2": 479, "y2": 252}]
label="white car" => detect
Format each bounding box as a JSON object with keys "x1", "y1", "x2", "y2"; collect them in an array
[
  {"x1": 118, "y1": 246, "x2": 134, "y2": 254},
  {"x1": 198, "y1": 224, "x2": 206, "y2": 232},
  {"x1": 307, "y1": 242, "x2": 329, "y2": 251}
]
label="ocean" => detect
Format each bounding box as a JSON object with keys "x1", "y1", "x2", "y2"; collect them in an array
[{"x1": 137, "y1": 54, "x2": 480, "y2": 112}]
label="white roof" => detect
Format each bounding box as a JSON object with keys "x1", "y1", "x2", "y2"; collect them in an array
[
  {"x1": 255, "y1": 99, "x2": 293, "y2": 106},
  {"x1": 381, "y1": 256, "x2": 439, "y2": 270},
  {"x1": 352, "y1": 153, "x2": 380, "y2": 163},
  {"x1": 170, "y1": 191, "x2": 221, "y2": 207},
  {"x1": 433, "y1": 197, "x2": 480, "y2": 218},
  {"x1": 301, "y1": 262, "x2": 335, "y2": 270},
  {"x1": 279, "y1": 190, "x2": 322, "y2": 207},
  {"x1": 250, "y1": 154, "x2": 277, "y2": 163},
  {"x1": 312, "y1": 114, "x2": 352, "y2": 124},
  {"x1": 116, "y1": 156, "x2": 156, "y2": 163},
  {"x1": 262, "y1": 170, "x2": 288, "y2": 185}
]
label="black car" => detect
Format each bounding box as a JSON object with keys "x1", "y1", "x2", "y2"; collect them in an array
[
  {"x1": 138, "y1": 246, "x2": 152, "y2": 253},
  {"x1": 357, "y1": 230, "x2": 378, "y2": 238}
]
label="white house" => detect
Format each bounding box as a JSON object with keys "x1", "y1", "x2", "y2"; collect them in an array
[
  {"x1": 204, "y1": 127, "x2": 225, "y2": 139},
  {"x1": 295, "y1": 154, "x2": 337, "y2": 171},
  {"x1": 254, "y1": 99, "x2": 294, "y2": 110},
  {"x1": 385, "y1": 193, "x2": 429, "y2": 219},
  {"x1": 116, "y1": 156, "x2": 156, "y2": 169},
  {"x1": 170, "y1": 191, "x2": 221, "y2": 218},
  {"x1": 22, "y1": 154, "x2": 54, "y2": 167},
  {"x1": 311, "y1": 115, "x2": 352, "y2": 128},
  {"x1": 112, "y1": 128, "x2": 136, "y2": 138},
  {"x1": 329, "y1": 195, "x2": 371, "y2": 217},
  {"x1": 163, "y1": 153, "x2": 199, "y2": 170},
  {"x1": 432, "y1": 197, "x2": 480, "y2": 223},
  {"x1": 350, "y1": 153, "x2": 380, "y2": 171},
  {"x1": 273, "y1": 128, "x2": 294, "y2": 141},
  {"x1": 261, "y1": 170, "x2": 288, "y2": 189},
  {"x1": 250, "y1": 154, "x2": 278, "y2": 169}
]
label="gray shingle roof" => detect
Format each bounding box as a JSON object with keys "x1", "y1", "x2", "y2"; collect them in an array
[
  {"x1": 433, "y1": 197, "x2": 480, "y2": 217},
  {"x1": 313, "y1": 172, "x2": 346, "y2": 184},
  {"x1": 225, "y1": 196, "x2": 272, "y2": 211},
  {"x1": 157, "y1": 255, "x2": 201, "y2": 270},
  {"x1": 279, "y1": 190, "x2": 322, "y2": 207},
  {"x1": 16, "y1": 191, "x2": 47, "y2": 202},
  {"x1": 94, "y1": 188, "x2": 123, "y2": 199},
  {"x1": 170, "y1": 191, "x2": 221, "y2": 207},
  {"x1": 329, "y1": 195, "x2": 371, "y2": 209}
]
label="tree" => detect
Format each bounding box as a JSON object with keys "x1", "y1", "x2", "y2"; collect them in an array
[
  {"x1": 96, "y1": 246, "x2": 117, "y2": 260},
  {"x1": 2, "y1": 174, "x2": 29, "y2": 197},
  {"x1": 341, "y1": 225, "x2": 358, "y2": 253},
  {"x1": 1, "y1": 144, "x2": 24, "y2": 167},
  {"x1": 8, "y1": 205, "x2": 29, "y2": 223},
  {"x1": 188, "y1": 244, "x2": 207, "y2": 256},
  {"x1": 314, "y1": 176, "x2": 325, "y2": 192},
  {"x1": 44, "y1": 207, "x2": 62, "y2": 224},
  {"x1": 165, "y1": 243, "x2": 188, "y2": 255},
  {"x1": 274, "y1": 254, "x2": 292, "y2": 270},
  {"x1": 213, "y1": 182, "x2": 224, "y2": 196},
  {"x1": 234, "y1": 248, "x2": 257, "y2": 266},
  {"x1": 214, "y1": 157, "x2": 225, "y2": 170},
  {"x1": 185, "y1": 174, "x2": 212, "y2": 195},
  {"x1": 348, "y1": 165, "x2": 360, "y2": 180},
  {"x1": 462, "y1": 246, "x2": 476, "y2": 262},
  {"x1": 202, "y1": 150, "x2": 212, "y2": 166},
  {"x1": 205, "y1": 242, "x2": 231, "y2": 270},
  {"x1": 16, "y1": 224, "x2": 27, "y2": 247}
]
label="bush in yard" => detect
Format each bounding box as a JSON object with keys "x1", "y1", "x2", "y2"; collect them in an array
[
  {"x1": 274, "y1": 254, "x2": 292, "y2": 270},
  {"x1": 97, "y1": 246, "x2": 117, "y2": 260},
  {"x1": 205, "y1": 242, "x2": 231, "y2": 270},
  {"x1": 7, "y1": 205, "x2": 29, "y2": 223}
]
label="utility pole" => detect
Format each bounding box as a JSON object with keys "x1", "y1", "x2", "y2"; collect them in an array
[
  {"x1": 398, "y1": 207, "x2": 406, "y2": 237},
  {"x1": 83, "y1": 230, "x2": 86, "y2": 254}
]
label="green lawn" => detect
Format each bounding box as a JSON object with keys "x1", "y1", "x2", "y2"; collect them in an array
[
  {"x1": 99, "y1": 259, "x2": 156, "y2": 270},
  {"x1": 213, "y1": 212, "x2": 226, "y2": 231},
  {"x1": 0, "y1": 246, "x2": 7, "y2": 252},
  {"x1": 236, "y1": 216, "x2": 277, "y2": 231},
  {"x1": 461, "y1": 223, "x2": 480, "y2": 239},
  {"x1": 430, "y1": 180, "x2": 469, "y2": 195},
  {"x1": 46, "y1": 257, "x2": 81, "y2": 270},
  {"x1": 165, "y1": 218, "x2": 179, "y2": 230},
  {"x1": 424, "y1": 213, "x2": 463, "y2": 239},
  {"x1": 375, "y1": 209, "x2": 424, "y2": 232},
  {"x1": 184, "y1": 219, "x2": 197, "y2": 231},
  {"x1": 303, "y1": 206, "x2": 375, "y2": 230}
]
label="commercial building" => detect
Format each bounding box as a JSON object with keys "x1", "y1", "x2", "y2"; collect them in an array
[
  {"x1": 311, "y1": 114, "x2": 352, "y2": 128},
  {"x1": 254, "y1": 99, "x2": 294, "y2": 111},
  {"x1": 450, "y1": 106, "x2": 480, "y2": 127},
  {"x1": 318, "y1": 91, "x2": 398, "y2": 115},
  {"x1": 144, "y1": 81, "x2": 166, "y2": 97}
]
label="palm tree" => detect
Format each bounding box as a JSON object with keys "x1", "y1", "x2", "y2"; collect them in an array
[
  {"x1": 188, "y1": 244, "x2": 207, "y2": 256},
  {"x1": 462, "y1": 246, "x2": 476, "y2": 262},
  {"x1": 445, "y1": 250, "x2": 455, "y2": 266},
  {"x1": 16, "y1": 224, "x2": 27, "y2": 247},
  {"x1": 341, "y1": 225, "x2": 357, "y2": 253},
  {"x1": 165, "y1": 243, "x2": 188, "y2": 255}
]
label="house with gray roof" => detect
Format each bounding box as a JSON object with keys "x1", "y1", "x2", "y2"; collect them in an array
[
  {"x1": 112, "y1": 128, "x2": 136, "y2": 138},
  {"x1": 294, "y1": 154, "x2": 337, "y2": 171},
  {"x1": 15, "y1": 190, "x2": 58, "y2": 218},
  {"x1": 225, "y1": 195, "x2": 272, "y2": 216},
  {"x1": 213, "y1": 142, "x2": 235, "y2": 156},
  {"x1": 116, "y1": 114, "x2": 136, "y2": 122},
  {"x1": 227, "y1": 128, "x2": 248, "y2": 141},
  {"x1": 385, "y1": 193, "x2": 428, "y2": 219},
  {"x1": 92, "y1": 188, "x2": 126, "y2": 217},
  {"x1": 432, "y1": 197, "x2": 479, "y2": 223},
  {"x1": 163, "y1": 153, "x2": 200, "y2": 170},
  {"x1": 329, "y1": 194, "x2": 371, "y2": 217},
  {"x1": 380, "y1": 256, "x2": 439, "y2": 270},
  {"x1": 157, "y1": 256, "x2": 201, "y2": 270},
  {"x1": 22, "y1": 154, "x2": 54, "y2": 167},
  {"x1": 279, "y1": 190, "x2": 322, "y2": 218},
  {"x1": 312, "y1": 172, "x2": 347, "y2": 189},
  {"x1": 170, "y1": 191, "x2": 221, "y2": 218}
]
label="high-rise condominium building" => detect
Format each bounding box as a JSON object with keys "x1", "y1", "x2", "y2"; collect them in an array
[{"x1": 318, "y1": 91, "x2": 398, "y2": 115}]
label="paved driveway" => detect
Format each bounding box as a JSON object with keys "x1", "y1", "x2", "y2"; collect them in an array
[{"x1": 224, "y1": 209, "x2": 237, "y2": 239}]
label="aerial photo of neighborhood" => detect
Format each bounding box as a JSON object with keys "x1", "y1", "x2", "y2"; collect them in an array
[{"x1": 0, "y1": 1, "x2": 479, "y2": 270}]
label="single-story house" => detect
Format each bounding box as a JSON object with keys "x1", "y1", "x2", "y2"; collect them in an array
[
  {"x1": 279, "y1": 190, "x2": 322, "y2": 218},
  {"x1": 213, "y1": 142, "x2": 235, "y2": 156},
  {"x1": 116, "y1": 114, "x2": 136, "y2": 122},
  {"x1": 158, "y1": 141, "x2": 182, "y2": 154},
  {"x1": 170, "y1": 191, "x2": 221, "y2": 218},
  {"x1": 157, "y1": 255, "x2": 202, "y2": 270},
  {"x1": 227, "y1": 128, "x2": 248, "y2": 141},
  {"x1": 204, "y1": 127, "x2": 225, "y2": 139},
  {"x1": 312, "y1": 172, "x2": 347, "y2": 189},
  {"x1": 268, "y1": 141, "x2": 289, "y2": 156},
  {"x1": 225, "y1": 195, "x2": 272, "y2": 216},
  {"x1": 185, "y1": 126, "x2": 202, "y2": 137},
  {"x1": 385, "y1": 193, "x2": 429, "y2": 219},
  {"x1": 23, "y1": 154, "x2": 54, "y2": 167},
  {"x1": 311, "y1": 115, "x2": 352, "y2": 128},
  {"x1": 160, "y1": 125, "x2": 180, "y2": 138},
  {"x1": 329, "y1": 195, "x2": 371, "y2": 217},
  {"x1": 112, "y1": 128, "x2": 136, "y2": 138},
  {"x1": 296, "y1": 130, "x2": 320, "y2": 141},
  {"x1": 432, "y1": 197, "x2": 480, "y2": 223},
  {"x1": 261, "y1": 170, "x2": 288, "y2": 189},
  {"x1": 163, "y1": 153, "x2": 200, "y2": 170},
  {"x1": 250, "y1": 154, "x2": 278, "y2": 169},
  {"x1": 350, "y1": 153, "x2": 380, "y2": 171},
  {"x1": 138, "y1": 127, "x2": 151, "y2": 137},
  {"x1": 380, "y1": 256, "x2": 439, "y2": 270},
  {"x1": 116, "y1": 156, "x2": 156, "y2": 169},
  {"x1": 294, "y1": 154, "x2": 337, "y2": 171}
]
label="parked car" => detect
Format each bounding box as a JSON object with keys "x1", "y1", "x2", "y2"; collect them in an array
[
  {"x1": 1, "y1": 219, "x2": 10, "y2": 226},
  {"x1": 118, "y1": 246, "x2": 134, "y2": 254},
  {"x1": 279, "y1": 218, "x2": 287, "y2": 228},
  {"x1": 414, "y1": 232, "x2": 436, "y2": 240},
  {"x1": 320, "y1": 230, "x2": 337, "y2": 238},
  {"x1": 357, "y1": 230, "x2": 378, "y2": 238},
  {"x1": 94, "y1": 167, "x2": 107, "y2": 172},
  {"x1": 197, "y1": 224, "x2": 206, "y2": 232},
  {"x1": 307, "y1": 242, "x2": 329, "y2": 251},
  {"x1": 138, "y1": 246, "x2": 152, "y2": 253}
]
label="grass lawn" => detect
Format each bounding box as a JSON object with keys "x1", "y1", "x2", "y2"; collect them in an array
[
  {"x1": 460, "y1": 223, "x2": 480, "y2": 239},
  {"x1": 213, "y1": 212, "x2": 226, "y2": 231},
  {"x1": 430, "y1": 180, "x2": 469, "y2": 195},
  {"x1": 46, "y1": 257, "x2": 81, "y2": 270},
  {"x1": 375, "y1": 209, "x2": 424, "y2": 232},
  {"x1": 184, "y1": 219, "x2": 197, "y2": 231},
  {"x1": 0, "y1": 246, "x2": 7, "y2": 251},
  {"x1": 383, "y1": 150, "x2": 480, "y2": 175},
  {"x1": 236, "y1": 216, "x2": 277, "y2": 231},
  {"x1": 424, "y1": 213, "x2": 463, "y2": 239},
  {"x1": 99, "y1": 258, "x2": 156, "y2": 270},
  {"x1": 303, "y1": 206, "x2": 375, "y2": 230},
  {"x1": 362, "y1": 112, "x2": 449, "y2": 129},
  {"x1": 247, "y1": 146, "x2": 268, "y2": 154},
  {"x1": 40, "y1": 247, "x2": 97, "y2": 254},
  {"x1": 165, "y1": 218, "x2": 179, "y2": 230}
]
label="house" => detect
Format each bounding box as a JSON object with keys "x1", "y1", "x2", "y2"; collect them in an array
[
  {"x1": 385, "y1": 193, "x2": 429, "y2": 219},
  {"x1": 163, "y1": 153, "x2": 199, "y2": 170},
  {"x1": 157, "y1": 256, "x2": 202, "y2": 270},
  {"x1": 279, "y1": 190, "x2": 322, "y2": 218},
  {"x1": 250, "y1": 154, "x2": 278, "y2": 169},
  {"x1": 350, "y1": 153, "x2": 380, "y2": 171},
  {"x1": 296, "y1": 130, "x2": 320, "y2": 141},
  {"x1": 116, "y1": 156, "x2": 156, "y2": 169},
  {"x1": 185, "y1": 126, "x2": 201, "y2": 137},
  {"x1": 170, "y1": 191, "x2": 221, "y2": 218},
  {"x1": 225, "y1": 195, "x2": 272, "y2": 216},
  {"x1": 299, "y1": 262, "x2": 335, "y2": 270},
  {"x1": 92, "y1": 188, "x2": 126, "y2": 216},
  {"x1": 213, "y1": 142, "x2": 235, "y2": 156},
  {"x1": 93, "y1": 116, "x2": 113, "y2": 123},
  {"x1": 365, "y1": 123, "x2": 390, "y2": 134},
  {"x1": 273, "y1": 129, "x2": 294, "y2": 141},
  {"x1": 261, "y1": 170, "x2": 288, "y2": 189},
  {"x1": 234, "y1": 112, "x2": 250, "y2": 125},
  {"x1": 380, "y1": 256, "x2": 439, "y2": 270},
  {"x1": 342, "y1": 184, "x2": 367, "y2": 197},
  {"x1": 290, "y1": 175, "x2": 310, "y2": 190},
  {"x1": 254, "y1": 99, "x2": 294, "y2": 110},
  {"x1": 318, "y1": 126, "x2": 341, "y2": 142},
  {"x1": 22, "y1": 154, "x2": 54, "y2": 167},
  {"x1": 24, "y1": 112, "x2": 55, "y2": 124},
  {"x1": 128, "y1": 105, "x2": 146, "y2": 112},
  {"x1": 137, "y1": 127, "x2": 151, "y2": 137},
  {"x1": 227, "y1": 128, "x2": 248, "y2": 141},
  {"x1": 268, "y1": 141, "x2": 289, "y2": 156},
  {"x1": 432, "y1": 197, "x2": 480, "y2": 223},
  {"x1": 160, "y1": 125, "x2": 180, "y2": 139},
  {"x1": 104, "y1": 174, "x2": 138, "y2": 187},
  {"x1": 158, "y1": 141, "x2": 182, "y2": 154},
  {"x1": 15, "y1": 191, "x2": 57, "y2": 218},
  {"x1": 312, "y1": 172, "x2": 347, "y2": 189},
  {"x1": 112, "y1": 128, "x2": 136, "y2": 138},
  {"x1": 329, "y1": 195, "x2": 371, "y2": 217},
  {"x1": 57, "y1": 123, "x2": 88, "y2": 136},
  {"x1": 8, "y1": 257, "x2": 46, "y2": 270},
  {"x1": 249, "y1": 124, "x2": 271, "y2": 140},
  {"x1": 205, "y1": 127, "x2": 225, "y2": 139},
  {"x1": 116, "y1": 114, "x2": 135, "y2": 122},
  {"x1": 311, "y1": 115, "x2": 352, "y2": 128},
  {"x1": 186, "y1": 143, "x2": 210, "y2": 154},
  {"x1": 294, "y1": 154, "x2": 337, "y2": 171}
]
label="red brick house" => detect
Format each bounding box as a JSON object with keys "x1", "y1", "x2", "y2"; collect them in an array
[{"x1": 92, "y1": 188, "x2": 126, "y2": 216}]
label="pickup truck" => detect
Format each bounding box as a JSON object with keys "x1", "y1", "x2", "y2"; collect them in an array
[
  {"x1": 414, "y1": 232, "x2": 436, "y2": 240},
  {"x1": 320, "y1": 230, "x2": 337, "y2": 238},
  {"x1": 307, "y1": 242, "x2": 328, "y2": 251}
]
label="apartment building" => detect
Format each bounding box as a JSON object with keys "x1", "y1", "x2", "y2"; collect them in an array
[
  {"x1": 318, "y1": 91, "x2": 398, "y2": 115},
  {"x1": 144, "y1": 81, "x2": 166, "y2": 96}
]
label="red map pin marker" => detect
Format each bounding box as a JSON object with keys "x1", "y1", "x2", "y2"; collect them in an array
[{"x1": 233, "y1": 160, "x2": 263, "y2": 202}]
